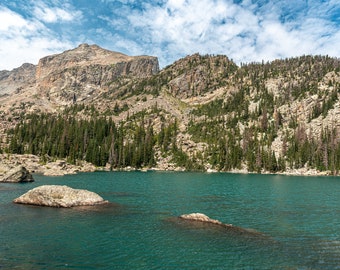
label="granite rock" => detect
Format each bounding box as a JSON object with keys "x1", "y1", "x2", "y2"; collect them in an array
[
  {"x1": 0, "y1": 165, "x2": 34, "y2": 183},
  {"x1": 13, "y1": 185, "x2": 108, "y2": 207},
  {"x1": 179, "y1": 213, "x2": 225, "y2": 225}
]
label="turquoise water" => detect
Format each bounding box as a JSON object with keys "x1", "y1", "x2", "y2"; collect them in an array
[{"x1": 0, "y1": 172, "x2": 339, "y2": 269}]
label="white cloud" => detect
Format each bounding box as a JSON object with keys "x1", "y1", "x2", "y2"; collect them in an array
[
  {"x1": 0, "y1": 0, "x2": 339, "y2": 71},
  {"x1": 0, "y1": 7, "x2": 28, "y2": 31},
  {"x1": 33, "y1": 2, "x2": 82, "y2": 23},
  {"x1": 122, "y1": 0, "x2": 340, "y2": 66},
  {"x1": 0, "y1": 6, "x2": 76, "y2": 70},
  {"x1": 0, "y1": 35, "x2": 73, "y2": 67},
  {"x1": 125, "y1": 0, "x2": 262, "y2": 65}
]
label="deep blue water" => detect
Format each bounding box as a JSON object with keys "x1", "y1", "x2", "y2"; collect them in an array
[{"x1": 0, "y1": 172, "x2": 339, "y2": 269}]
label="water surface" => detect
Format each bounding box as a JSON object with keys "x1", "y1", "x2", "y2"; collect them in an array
[{"x1": 0, "y1": 172, "x2": 339, "y2": 269}]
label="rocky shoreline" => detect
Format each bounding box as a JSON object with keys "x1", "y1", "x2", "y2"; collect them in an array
[
  {"x1": 0, "y1": 153, "x2": 336, "y2": 177},
  {"x1": 0, "y1": 154, "x2": 96, "y2": 177}
]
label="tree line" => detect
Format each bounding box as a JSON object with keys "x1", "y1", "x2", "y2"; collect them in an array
[{"x1": 5, "y1": 112, "x2": 185, "y2": 169}]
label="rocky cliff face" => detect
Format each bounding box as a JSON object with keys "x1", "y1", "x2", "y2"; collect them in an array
[
  {"x1": 0, "y1": 44, "x2": 159, "y2": 137},
  {"x1": 0, "y1": 63, "x2": 36, "y2": 96},
  {"x1": 35, "y1": 43, "x2": 159, "y2": 104},
  {"x1": 0, "y1": 45, "x2": 339, "y2": 175},
  {"x1": 0, "y1": 44, "x2": 158, "y2": 105},
  {"x1": 36, "y1": 43, "x2": 158, "y2": 79},
  {"x1": 161, "y1": 53, "x2": 237, "y2": 99}
]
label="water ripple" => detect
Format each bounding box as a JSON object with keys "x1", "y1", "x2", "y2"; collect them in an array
[{"x1": 1, "y1": 172, "x2": 339, "y2": 269}]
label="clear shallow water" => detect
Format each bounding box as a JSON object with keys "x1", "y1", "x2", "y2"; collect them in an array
[{"x1": 0, "y1": 172, "x2": 339, "y2": 269}]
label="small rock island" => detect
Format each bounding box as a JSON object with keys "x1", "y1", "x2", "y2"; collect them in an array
[
  {"x1": 13, "y1": 185, "x2": 108, "y2": 208},
  {"x1": 179, "y1": 213, "x2": 226, "y2": 225},
  {"x1": 178, "y1": 213, "x2": 264, "y2": 237}
]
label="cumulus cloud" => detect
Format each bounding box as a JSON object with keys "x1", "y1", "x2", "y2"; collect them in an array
[
  {"x1": 0, "y1": 7, "x2": 30, "y2": 31},
  {"x1": 0, "y1": 2, "x2": 81, "y2": 70},
  {"x1": 0, "y1": 0, "x2": 339, "y2": 70},
  {"x1": 120, "y1": 0, "x2": 340, "y2": 66},
  {"x1": 33, "y1": 3, "x2": 82, "y2": 23}
]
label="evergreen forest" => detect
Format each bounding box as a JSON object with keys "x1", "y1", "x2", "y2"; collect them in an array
[{"x1": 2, "y1": 54, "x2": 340, "y2": 174}]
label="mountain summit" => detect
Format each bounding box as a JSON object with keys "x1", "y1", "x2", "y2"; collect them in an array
[
  {"x1": 36, "y1": 43, "x2": 159, "y2": 79},
  {"x1": 0, "y1": 45, "x2": 339, "y2": 175},
  {"x1": 0, "y1": 43, "x2": 159, "y2": 111}
]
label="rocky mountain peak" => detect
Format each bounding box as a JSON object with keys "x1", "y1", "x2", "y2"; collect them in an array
[
  {"x1": 36, "y1": 43, "x2": 157, "y2": 80},
  {"x1": 0, "y1": 43, "x2": 159, "y2": 122},
  {"x1": 31, "y1": 44, "x2": 159, "y2": 105}
]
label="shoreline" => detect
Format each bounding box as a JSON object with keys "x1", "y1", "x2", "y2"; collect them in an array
[
  {"x1": 0, "y1": 154, "x2": 337, "y2": 178},
  {"x1": 0, "y1": 154, "x2": 96, "y2": 177}
]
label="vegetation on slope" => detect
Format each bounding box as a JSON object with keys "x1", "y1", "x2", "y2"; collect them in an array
[{"x1": 3, "y1": 54, "x2": 340, "y2": 174}]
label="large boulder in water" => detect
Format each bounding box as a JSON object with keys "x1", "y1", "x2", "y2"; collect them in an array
[
  {"x1": 0, "y1": 165, "x2": 34, "y2": 183},
  {"x1": 13, "y1": 185, "x2": 108, "y2": 207}
]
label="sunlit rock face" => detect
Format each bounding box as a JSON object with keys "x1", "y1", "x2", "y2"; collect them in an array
[
  {"x1": 0, "y1": 165, "x2": 34, "y2": 183},
  {"x1": 35, "y1": 43, "x2": 159, "y2": 104},
  {"x1": 13, "y1": 185, "x2": 108, "y2": 207}
]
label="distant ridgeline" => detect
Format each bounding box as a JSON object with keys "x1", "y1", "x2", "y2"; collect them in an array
[{"x1": 1, "y1": 45, "x2": 340, "y2": 174}]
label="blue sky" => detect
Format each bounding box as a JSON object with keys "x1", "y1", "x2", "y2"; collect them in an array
[{"x1": 0, "y1": 0, "x2": 339, "y2": 70}]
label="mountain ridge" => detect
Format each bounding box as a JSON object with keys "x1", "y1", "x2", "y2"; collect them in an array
[{"x1": 0, "y1": 44, "x2": 339, "y2": 175}]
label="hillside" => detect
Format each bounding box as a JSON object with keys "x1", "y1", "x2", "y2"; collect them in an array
[{"x1": 0, "y1": 44, "x2": 339, "y2": 175}]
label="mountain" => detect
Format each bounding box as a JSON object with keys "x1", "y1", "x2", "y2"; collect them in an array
[
  {"x1": 0, "y1": 44, "x2": 339, "y2": 175},
  {"x1": 0, "y1": 63, "x2": 36, "y2": 96},
  {"x1": 0, "y1": 43, "x2": 158, "y2": 113}
]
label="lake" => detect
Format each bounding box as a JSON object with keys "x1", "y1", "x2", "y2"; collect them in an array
[{"x1": 0, "y1": 171, "x2": 339, "y2": 269}]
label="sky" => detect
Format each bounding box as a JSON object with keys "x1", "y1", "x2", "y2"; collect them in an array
[{"x1": 0, "y1": 0, "x2": 339, "y2": 70}]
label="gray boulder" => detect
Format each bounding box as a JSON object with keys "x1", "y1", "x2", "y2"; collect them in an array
[
  {"x1": 0, "y1": 165, "x2": 34, "y2": 183},
  {"x1": 13, "y1": 185, "x2": 108, "y2": 207}
]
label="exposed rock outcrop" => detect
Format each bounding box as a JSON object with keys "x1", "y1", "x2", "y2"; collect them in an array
[
  {"x1": 35, "y1": 44, "x2": 159, "y2": 104},
  {"x1": 0, "y1": 63, "x2": 36, "y2": 96},
  {"x1": 36, "y1": 43, "x2": 158, "y2": 79},
  {"x1": 0, "y1": 44, "x2": 159, "y2": 139},
  {"x1": 164, "y1": 53, "x2": 237, "y2": 99},
  {"x1": 177, "y1": 213, "x2": 264, "y2": 236},
  {"x1": 13, "y1": 185, "x2": 108, "y2": 207},
  {"x1": 0, "y1": 154, "x2": 96, "y2": 176},
  {"x1": 179, "y1": 213, "x2": 224, "y2": 225},
  {"x1": 0, "y1": 165, "x2": 34, "y2": 183}
]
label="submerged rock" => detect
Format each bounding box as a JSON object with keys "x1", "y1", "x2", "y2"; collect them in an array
[
  {"x1": 179, "y1": 213, "x2": 225, "y2": 225},
  {"x1": 178, "y1": 213, "x2": 264, "y2": 236},
  {"x1": 0, "y1": 165, "x2": 34, "y2": 183},
  {"x1": 13, "y1": 185, "x2": 108, "y2": 207}
]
